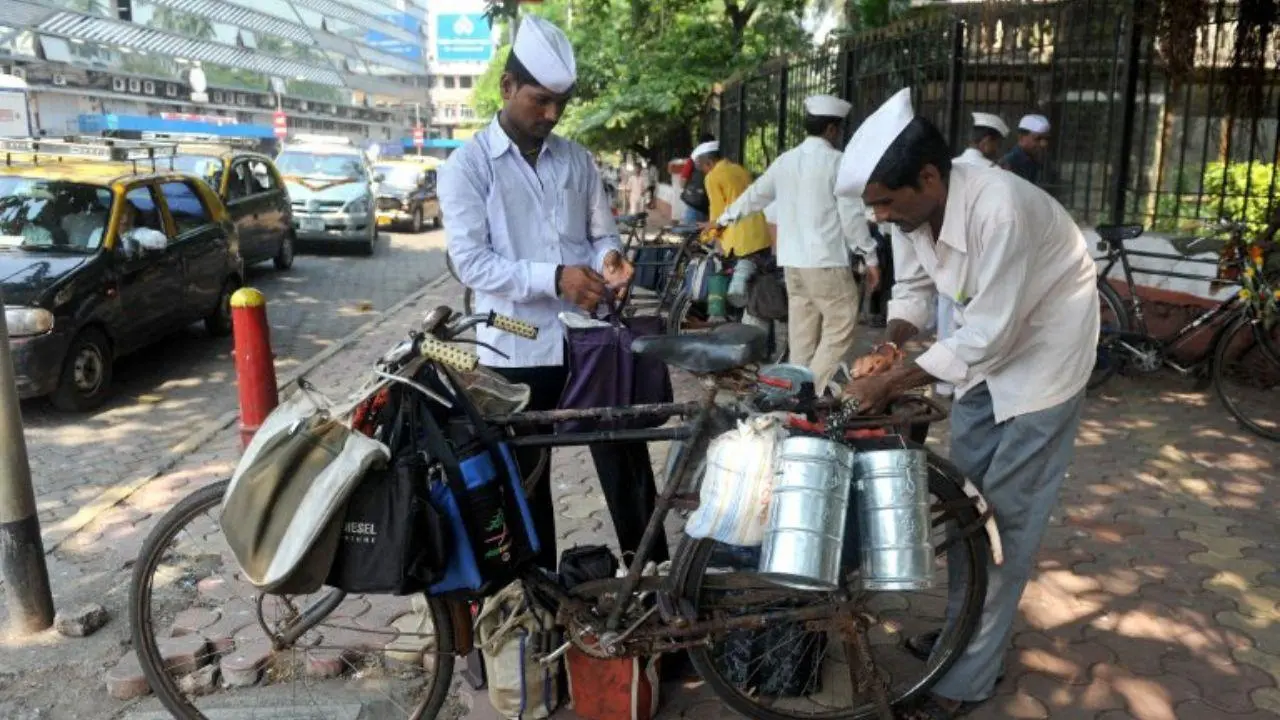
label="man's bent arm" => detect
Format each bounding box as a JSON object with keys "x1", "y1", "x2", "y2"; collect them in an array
[{"x1": 584, "y1": 157, "x2": 622, "y2": 272}]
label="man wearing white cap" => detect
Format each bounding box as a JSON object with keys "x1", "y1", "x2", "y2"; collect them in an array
[
  {"x1": 1000, "y1": 113, "x2": 1051, "y2": 183},
  {"x1": 834, "y1": 89, "x2": 1097, "y2": 719},
  {"x1": 935, "y1": 111, "x2": 1009, "y2": 398},
  {"x1": 953, "y1": 112, "x2": 1008, "y2": 168},
  {"x1": 439, "y1": 14, "x2": 667, "y2": 570},
  {"x1": 715, "y1": 94, "x2": 880, "y2": 389}
]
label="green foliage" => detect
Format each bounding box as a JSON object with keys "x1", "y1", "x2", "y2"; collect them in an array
[
  {"x1": 1152, "y1": 161, "x2": 1278, "y2": 236},
  {"x1": 472, "y1": 0, "x2": 811, "y2": 154}
]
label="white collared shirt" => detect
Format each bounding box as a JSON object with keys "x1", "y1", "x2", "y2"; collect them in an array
[
  {"x1": 719, "y1": 137, "x2": 878, "y2": 268},
  {"x1": 439, "y1": 119, "x2": 620, "y2": 367},
  {"x1": 888, "y1": 164, "x2": 1099, "y2": 422},
  {"x1": 953, "y1": 147, "x2": 997, "y2": 168}
]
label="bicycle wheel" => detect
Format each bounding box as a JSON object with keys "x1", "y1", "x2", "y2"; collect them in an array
[
  {"x1": 670, "y1": 451, "x2": 990, "y2": 720},
  {"x1": 1089, "y1": 279, "x2": 1131, "y2": 391},
  {"x1": 129, "y1": 480, "x2": 457, "y2": 720},
  {"x1": 1212, "y1": 314, "x2": 1280, "y2": 440}
]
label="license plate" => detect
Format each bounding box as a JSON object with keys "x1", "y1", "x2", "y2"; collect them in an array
[
  {"x1": 377, "y1": 216, "x2": 393, "y2": 226},
  {"x1": 301, "y1": 218, "x2": 325, "y2": 233}
]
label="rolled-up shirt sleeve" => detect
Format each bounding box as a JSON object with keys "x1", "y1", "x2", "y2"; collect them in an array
[
  {"x1": 886, "y1": 228, "x2": 935, "y2": 330},
  {"x1": 915, "y1": 219, "x2": 1032, "y2": 386},
  {"x1": 439, "y1": 152, "x2": 559, "y2": 302},
  {"x1": 585, "y1": 158, "x2": 622, "y2": 273},
  {"x1": 837, "y1": 196, "x2": 878, "y2": 266}
]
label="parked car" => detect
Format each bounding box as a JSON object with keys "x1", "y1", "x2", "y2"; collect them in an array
[
  {"x1": 275, "y1": 136, "x2": 377, "y2": 255},
  {"x1": 372, "y1": 158, "x2": 442, "y2": 233},
  {"x1": 0, "y1": 138, "x2": 243, "y2": 411},
  {"x1": 172, "y1": 144, "x2": 295, "y2": 270}
]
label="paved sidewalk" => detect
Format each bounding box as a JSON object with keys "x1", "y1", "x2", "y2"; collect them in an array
[{"x1": 3, "y1": 279, "x2": 1278, "y2": 720}]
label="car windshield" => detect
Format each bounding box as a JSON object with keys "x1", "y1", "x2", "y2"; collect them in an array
[
  {"x1": 374, "y1": 164, "x2": 420, "y2": 189},
  {"x1": 0, "y1": 178, "x2": 113, "y2": 253},
  {"x1": 172, "y1": 155, "x2": 225, "y2": 186},
  {"x1": 276, "y1": 151, "x2": 366, "y2": 180}
]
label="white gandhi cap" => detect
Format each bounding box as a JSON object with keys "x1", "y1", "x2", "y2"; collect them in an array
[
  {"x1": 972, "y1": 112, "x2": 1009, "y2": 137},
  {"x1": 512, "y1": 15, "x2": 577, "y2": 94},
  {"x1": 1018, "y1": 113, "x2": 1050, "y2": 134},
  {"x1": 691, "y1": 141, "x2": 720, "y2": 160},
  {"x1": 835, "y1": 88, "x2": 914, "y2": 198},
  {"x1": 804, "y1": 94, "x2": 852, "y2": 119}
]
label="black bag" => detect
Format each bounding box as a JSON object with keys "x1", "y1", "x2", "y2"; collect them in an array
[
  {"x1": 747, "y1": 259, "x2": 789, "y2": 321},
  {"x1": 681, "y1": 169, "x2": 709, "y2": 214},
  {"x1": 327, "y1": 387, "x2": 451, "y2": 594},
  {"x1": 632, "y1": 245, "x2": 679, "y2": 293},
  {"x1": 558, "y1": 545, "x2": 619, "y2": 590}
]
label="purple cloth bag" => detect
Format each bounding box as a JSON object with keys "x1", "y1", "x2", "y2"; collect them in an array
[{"x1": 557, "y1": 310, "x2": 674, "y2": 433}]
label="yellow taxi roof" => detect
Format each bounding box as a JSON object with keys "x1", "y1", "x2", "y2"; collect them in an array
[
  {"x1": 376, "y1": 157, "x2": 440, "y2": 169},
  {"x1": 0, "y1": 158, "x2": 143, "y2": 186}
]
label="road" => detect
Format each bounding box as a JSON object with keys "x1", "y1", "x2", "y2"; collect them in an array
[{"x1": 21, "y1": 230, "x2": 449, "y2": 538}]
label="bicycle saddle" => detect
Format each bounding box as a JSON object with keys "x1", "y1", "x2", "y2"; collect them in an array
[
  {"x1": 1095, "y1": 224, "x2": 1144, "y2": 243},
  {"x1": 631, "y1": 323, "x2": 769, "y2": 374},
  {"x1": 617, "y1": 212, "x2": 648, "y2": 226}
]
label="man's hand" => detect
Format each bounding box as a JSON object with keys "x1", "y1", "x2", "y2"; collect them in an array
[
  {"x1": 851, "y1": 343, "x2": 906, "y2": 378},
  {"x1": 558, "y1": 265, "x2": 607, "y2": 312},
  {"x1": 864, "y1": 265, "x2": 882, "y2": 292},
  {"x1": 601, "y1": 250, "x2": 634, "y2": 292},
  {"x1": 844, "y1": 374, "x2": 898, "y2": 415}
]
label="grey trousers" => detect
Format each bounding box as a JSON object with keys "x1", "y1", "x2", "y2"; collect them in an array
[{"x1": 930, "y1": 383, "x2": 1085, "y2": 702}]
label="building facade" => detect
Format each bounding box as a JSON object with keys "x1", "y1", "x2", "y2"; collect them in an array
[
  {"x1": 0, "y1": 0, "x2": 431, "y2": 143},
  {"x1": 424, "y1": 0, "x2": 493, "y2": 137}
]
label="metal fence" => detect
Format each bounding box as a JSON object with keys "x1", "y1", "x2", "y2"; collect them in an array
[{"x1": 714, "y1": 0, "x2": 1280, "y2": 232}]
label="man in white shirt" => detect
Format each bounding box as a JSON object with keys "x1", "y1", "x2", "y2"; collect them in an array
[
  {"x1": 952, "y1": 112, "x2": 1008, "y2": 168},
  {"x1": 439, "y1": 16, "x2": 667, "y2": 569},
  {"x1": 836, "y1": 89, "x2": 1098, "y2": 718},
  {"x1": 936, "y1": 111, "x2": 1009, "y2": 397},
  {"x1": 717, "y1": 94, "x2": 881, "y2": 389}
]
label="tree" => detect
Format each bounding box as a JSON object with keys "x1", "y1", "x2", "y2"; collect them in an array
[{"x1": 473, "y1": 0, "x2": 810, "y2": 158}]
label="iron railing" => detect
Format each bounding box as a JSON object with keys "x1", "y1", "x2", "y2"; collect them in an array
[{"x1": 715, "y1": 0, "x2": 1280, "y2": 233}]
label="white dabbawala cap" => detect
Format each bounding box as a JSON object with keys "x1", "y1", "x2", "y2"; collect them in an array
[
  {"x1": 972, "y1": 112, "x2": 1009, "y2": 137},
  {"x1": 691, "y1": 140, "x2": 720, "y2": 160},
  {"x1": 835, "y1": 88, "x2": 914, "y2": 198},
  {"x1": 804, "y1": 94, "x2": 852, "y2": 119},
  {"x1": 512, "y1": 15, "x2": 577, "y2": 94},
  {"x1": 1018, "y1": 113, "x2": 1050, "y2": 134}
]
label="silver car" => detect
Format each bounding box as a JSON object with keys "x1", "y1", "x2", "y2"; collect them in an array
[{"x1": 275, "y1": 142, "x2": 377, "y2": 255}]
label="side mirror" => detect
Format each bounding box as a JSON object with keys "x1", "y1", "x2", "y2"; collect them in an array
[{"x1": 373, "y1": 173, "x2": 386, "y2": 183}]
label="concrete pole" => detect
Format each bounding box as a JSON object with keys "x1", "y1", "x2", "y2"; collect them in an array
[{"x1": 0, "y1": 297, "x2": 54, "y2": 635}]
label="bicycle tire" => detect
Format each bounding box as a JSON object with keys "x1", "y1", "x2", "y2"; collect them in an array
[
  {"x1": 129, "y1": 480, "x2": 458, "y2": 720},
  {"x1": 1089, "y1": 279, "x2": 1131, "y2": 391},
  {"x1": 670, "y1": 450, "x2": 991, "y2": 720},
  {"x1": 1212, "y1": 314, "x2": 1280, "y2": 441}
]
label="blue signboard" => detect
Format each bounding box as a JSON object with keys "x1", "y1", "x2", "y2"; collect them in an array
[
  {"x1": 436, "y1": 13, "x2": 493, "y2": 63},
  {"x1": 367, "y1": 12, "x2": 424, "y2": 63}
]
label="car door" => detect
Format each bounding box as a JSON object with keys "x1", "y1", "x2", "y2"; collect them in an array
[
  {"x1": 110, "y1": 184, "x2": 186, "y2": 351},
  {"x1": 422, "y1": 169, "x2": 441, "y2": 222},
  {"x1": 222, "y1": 160, "x2": 264, "y2": 263},
  {"x1": 247, "y1": 159, "x2": 288, "y2": 258},
  {"x1": 156, "y1": 180, "x2": 232, "y2": 321}
]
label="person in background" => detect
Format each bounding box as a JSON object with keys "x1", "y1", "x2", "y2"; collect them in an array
[
  {"x1": 439, "y1": 15, "x2": 667, "y2": 569},
  {"x1": 715, "y1": 95, "x2": 880, "y2": 390},
  {"x1": 953, "y1": 112, "x2": 1009, "y2": 168},
  {"x1": 836, "y1": 88, "x2": 1098, "y2": 720},
  {"x1": 693, "y1": 141, "x2": 772, "y2": 321},
  {"x1": 1000, "y1": 113, "x2": 1050, "y2": 183},
  {"x1": 625, "y1": 162, "x2": 647, "y2": 215},
  {"x1": 645, "y1": 160, "x2": 659, "y2": 209},
  {"x1": 935, "y1": 111, "x2": 1010, "y2": 398},
  {"x1": 679, "y1": 133, "x2": 716, "y2": 224}
]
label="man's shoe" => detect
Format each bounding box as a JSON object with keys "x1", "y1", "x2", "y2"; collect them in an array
[{"x1": 905, "y1": 629, "x2": 941, "y2": 662}]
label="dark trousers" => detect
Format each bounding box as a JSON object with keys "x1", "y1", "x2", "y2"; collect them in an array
[
  {"x1": 492, "y1": 365, "x2": 669, "y2": 571},
  {"x1": 866, "y1": 225, "x2": 897, "y2": 319}
]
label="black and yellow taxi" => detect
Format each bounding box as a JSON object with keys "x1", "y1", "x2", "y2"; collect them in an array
[
  {"x1": 171, "y1": 141, "x2": 295, "y2": 270},
  {"x1": 372, "y1": 157, "x2": 442, "y2": 233},
  {"x1": 0, "y1": 138, "x2": 243, "y2": 411}
]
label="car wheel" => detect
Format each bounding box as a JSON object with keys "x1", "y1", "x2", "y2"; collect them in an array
[
  {"x1": 431, "y1": 210, "x2": 442, "y2": 229},
  {"x1": 273, "y1": 231, "x2": 295, "y2": 271},
  {"x1": 205, "y1": 279, "x2": 239, "y2": 337},
  {"x1": 411, "y1": 207, "x2": 424, "y2": 234},
  {"x1": 51, "y1": 328, "x2": 113, "y2": 412},
  {"x1": 361, "y1": 228, "x2": 376, "y2": 256}
]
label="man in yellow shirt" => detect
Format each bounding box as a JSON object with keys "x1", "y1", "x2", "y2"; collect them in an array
[{"x1": 692, "y1": 142, "x2": 771, "y2": 258}]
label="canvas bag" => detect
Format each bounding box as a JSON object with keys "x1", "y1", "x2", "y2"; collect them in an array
[
  {"x1": 685, "y1": 415, "x2": 788, "y2": 546},
  {"x1": 557, "y1": 303, "x2": 672, "y2": 433},
  {"x1": 475, "y1": 581, "x2": 561, "y2": 719},
  {"x1": 220, "y1": 386, "x2": 390, "y2": 594}
]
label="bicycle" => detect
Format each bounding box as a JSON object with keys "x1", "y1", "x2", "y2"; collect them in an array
[
  {"x1": 1091, "y1": 221, "x2": 1280, "y2": 440},
  {"x1": 129, "y1": 306, "x2": 1001, "y2": 720}
]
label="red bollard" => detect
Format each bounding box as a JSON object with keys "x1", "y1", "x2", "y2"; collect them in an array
[{"x1": 231, "y1": 288, "x2": 279, "y2": 448}]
